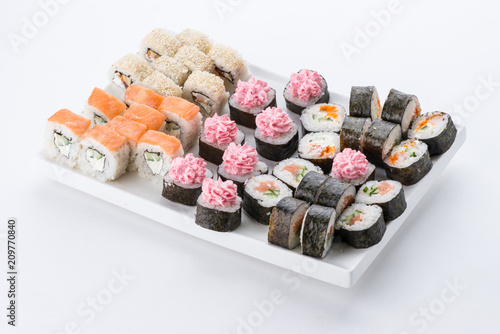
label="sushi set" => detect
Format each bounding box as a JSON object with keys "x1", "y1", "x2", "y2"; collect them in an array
[{"x1": 36, "y1": 28, "x2": 465, "y2": 287}]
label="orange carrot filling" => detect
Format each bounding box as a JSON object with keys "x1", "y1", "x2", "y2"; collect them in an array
[
  {"x1": 320, "y1": 146, "x2": 336, "y2": 157},
  {"x1": 320, "y1": 105, "x2": 339, "y2": 120}
]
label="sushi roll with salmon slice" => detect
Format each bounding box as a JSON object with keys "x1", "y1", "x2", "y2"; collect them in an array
[
  {"x1": 122, "y1": 104, "x2": 166, "y2": 132},
  {"x1": 384, "y1": 139, "x2": 432, "y2": 185},
  {"x1": 183, "y1": 71, "x2": 228, "y2": 118},
  {"x1": 283, "y1": 69, "x2": 329, "y2": 115},
  {"x1": 314, "y1": 177, "x2": 356, "y2": 216},
  {"x1": 83, "y1": 87, "x2": 127, "y2": 126},
  {"x1": 335, "y1": 203, "x2": 386, "y2": 249},
  {"x1": 300, "y1": 205, "x2": 336, "y2": 258},
  {"x1": 356, "y1": 180, "x2": 407, "y2": 221},
  {"x1": 340, "y1": 116, "x2": 372, "y2": 152},
  {"x1": 195, "y1": 178, "x2": 241, "y2": 232},
  {"x1": 243, "y1": 175, "x2": 292, "y2": 225},
  {"x1": 254, "y1": 107, "x2": 299, "y2": 161},
  {"x1": 162, "y1": 154, "x2": 214, "y2": 206},
  {"x1": 158, "y1": 96, "x2": 202, "y2": 151},
  {"x1": 124, "y1": 85, "x2": 165, "y2": 110},
  {"x1": 44, "y1": 109, "x2": 91, "y2": 168},
  {"x1": 199, "y1": 114, "x2": 245, "y2": 165},
  {"x1": 349, "y1": 86, "x2": 381, "y2": 120},
  {"x1": 272, "y1": 158, "x2": 323, "y2": 194},
  {"x1": 294, "y1": 171, "x2": 329, "y2": 203},
  {"x1": 78, "y1": 125, "x2": 130, "y2": 182},
  {"x1": 362, "y1": 118, "x2": 402, "y2": 167},
  {"x1": 208, "y1": 44, "x2": 250, "y2": 91},
  {"x1": 106, "y1": 116, "x2": 148, "y2": 171},
  {"x1": 109, "y1": 54, "x2": 153, "y2": 91},
  {"x1": 228, "y1": 78, "x2": 277, "y2": 129},
  {"x1": 298, "y1": 132, "x2": 340, "y2": 173},
  {"x1": 174, "y1": 45, "x2": 214, "y2": 73},
  {"x1": 176, "y1": 29, "x2": 212, "y2": 54},
  {"x1": 381, "y1": 89, "x2": 421, "y2": 137},
  {"x1": 300, "y1": 103, "x2": 346, "y2": 134},
  {"x1": 330, "y1": 148, "x2": 375, "y2": 189},
  {"x1": 139, "y1": 71, "x2": 182, "y2": 98},
  {"x1": 151, "y1": 56, "x2": 189, "y2": 86},
  {"x1": 218, "y1": 143, "x2": 268, "y2": 197},
  {"x1": 408, "y1": 111, "x2": 457, "y2": 156},
  {"x1": 135, "y1": 130, "x2": 184, "y2": 182},
  {"x1": 268, "y1": 197, "x2": 310, "y2": 250},
  {"x1": 139, "y1": 28, "x2": 182, "y2": 62}
]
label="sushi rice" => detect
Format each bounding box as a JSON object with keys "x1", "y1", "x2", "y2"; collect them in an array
[
  {"x1": 300, "y1": 103, "x2": 346, "y2": 133},
  {"x1": 335, "y1": 203, "x2": 382, "y2": 231},
  {"x1": 273, "y1": 158, "x2": 323, "y2": 190},
  {"x1": 299, "y1": 132, "x2": 340, "y2": 159}
]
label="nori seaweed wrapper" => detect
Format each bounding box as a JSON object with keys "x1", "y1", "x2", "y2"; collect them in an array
[
  {"x1": 384, "y1": 149, "x2": 432, "y2": 186},
  {"x1": 411, "y1": 112, "x2": 457, "y2": 156},
  {"x1": 301, "y1": 205, "x2": 335, "y2": 258},
  {"x1": 294, "y1": 171, "x2": 328, "y2": 203},
  {"x1": 363, "y1": 119, "x2": 402, "y2": 167},
  {"x1": 315, "y1": 177, "x2": 355, "y2": 214},
  {"x1": 268, "y1": 197, "x2": 309, "y2": 249},
  {"x1": 284, "y1": 72, "x2": 330, "y2": 115},
  {"x1": 162, "y1": 180, "x2": 202, "y2": 206},
  {"x1": 340, "y1": 116, "x2": 372, "y2": 152},
  {"x1": 195, "y1": 202, "x2": 241, "y2": 232},
  {"x1": 243, "y1": 189, "x2": 274, "y2": 225},
  {"x1": 381, "y1": 89, "x2": 420, "y2": 136},
  {"x1": 255, "y1": 131, "x2": 299, "y2": 161},
  {"x1": 299, "y1": 156, "x2": 333, "y2": 174},
  {"x1": 379, "y1": 186, "x2": 407, "y2": 221},
  {"x1": 228, "y1": 89, "x2": 277, "y2": 129},
  {"x1": 349, "y1": 86, "x2": 377, "y2": 118},
  {"x1": 338, "y1": 210, "x2": 386, "y2": 248}
]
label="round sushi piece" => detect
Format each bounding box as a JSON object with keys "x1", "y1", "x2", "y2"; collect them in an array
[
  {"x1": 218, "y1": 143, "x2": 268, "y2": 197},
  {"x1": 298, "y1": 132, "x2": 340, "y2": 173},
  {"x1": 381, "y1": 89, "x2": 421, "y2": 137},
  {"x1": 335, "y1": 203, "x2": 386, "y2": 249},
  {"x1": 243, "y1": 175, "x2": 293, "y2": 225},
  {"x1": 283, "y1": 69, "x2": 330, "y2": 115},
  {"x1": 330, "y1": 149, "x2": 376, "y2": 189},
  {"x1": 300, "y1": 205, "x2": 336, "y2": 258},
  {"x1": 340, "y1": 116, "x2": 372, "y2": 152},
  {"x1": 349, "y1": 86, "x2": 381, "y2": 120},
  {"x1": 195, "y1": 178, "x2": 241, "y2": 232},
  {"x1": 199, "y1": 114, "x2": 245, "y2": 166},
  {"x1": 254, "y1": 107, "x2": 299, "y2": 161},
  {"x1": 314, "y1": 177, "x2": 356, "y2": 216},
  {"x1": 300, "y1": 103, "x2": 346, "y2": 134},
  {"x1": 408, "y1": 111, "x2": 457, "y2": 156},
  {"x1": 356, "y1": 180, "x2": 406, "y2": 221},
  {"x1": 162, "y1": 154, "x2": 214, "y2": 206},
  {"x1": 268, "y1": 197, "x2": 310, "y2": 250},
  {"x1": 228, "y1": 78, "x2": 277, "y2": 129},
  {"x1": 362, "y1": 118, "x2": 402, "y2": 167},
  {"x1": 208, "y1": 43, "x2": 251, "y2": 91},
  {"x1": 384, "y1": 139, "x2": 432, "y2": 185},
  {"x1": 294, "y1": 171, "x2": 328, "y2": 203},
  {"x1": 272, "y1": 158, "x2": 323, "y2": 193}
]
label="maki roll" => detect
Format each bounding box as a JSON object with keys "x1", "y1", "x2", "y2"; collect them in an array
[
  {"x1": 381, "y1": 89, "x2": 421, "y2": 137},
  {"x1": 174, "y1": 45, "x2": 214, "y2": 72},
  {"x1": 384, "y1": 139, "x2": 432, "y2": 185},
  {"x1": 268, "y1": 197, "x2": 310, "y2": 250},
  {"x1": 356, "y1": 180, "x2": 406, "y2": 221},
  {"x1": 208, "y1": 44, "x2": 250, "y2": 90},
  {"x1": 283, "y1": 69, "x2": 329, "y2": 114},
  {"x1": 294, "y1": 171, "x2": 328, "y2": 203},
  {"x1": 300, "y1": 103, "x2": 346, "y2": 134},
  {"x1": 198, "y1": 114, "x2": 245, "y2": 166},
  {"x1": 83, "y1": 87, "x2": 127, "y2": 126},
  {"x1": 183, "y1": 71, "x2": 229, "y2": 117},
  {"x1": 272, "y1": 158, "x2": 323, "y2": 193},
  {"x1": 151, "y1": 56, "x2": 189, "y2": 86},
  {"x1": 139, "y1": 71, "x2": 183, "y2": 97},
  {"x1": 298, "y1": 132, "x2": 340, "y2": 173},
  {"x1": 139, "y1": 28, "x2": 182, "y2": 61},
  {"x1": 218, "y1": 143, "x2": 268, "y2": 197},
  {"x1": 135, "y1": 130, "x2": 184, "y2": 182},
  {"x1": 124, "y1": 85, "x2": 165, "y2": 110},
  {"x1": 44, "y1": 109, "x2": 91, "y2": 168},
  {"x1": 122, "y1": 104, "x2": 167, "y2": 132},
  {"x1": 300, "y1": 205, "x2": 336, "y2": 258},
  {"x1": 243, "y1": 175, "x2": 292, "y2": 225},
  {"x1": 109, "y1": 54, "x2": 153, "y2": 91},
  {"x1": 349, "y1": 86, "x2": 381, "y2": 120},
  {"x1": 158, "y1": 96, "x2": 202, "y2": 151},
  {"x1": 163, "y1": 153, "x2": 213, "y2": 206},
  {"x1": 106, "y1": 116, "x2": 148, "y2": 171},
  {"x1": 408, "y1": 111, "x2": 457, "y2": 156},
  {"x1": 195, "y1": 178, "x2": 241, "y2": 232},
  {"x1": 340, "y1": 116, "x2": 372, "y2": 152},
  {"x1": 77, "y1": 125, "x2": 130, "y2": 182},
  {"x1": 330, "y1": 148, "x2": 376, "y2": 189},
  {"x1": 335, "y1": 203, "x2": 386, "y2": 249},
  {"x1": 228, "y1": 78, "x2": 277, "y2": 129},
  {"x1": 362, "y1": 118, "x2": 402, "y2": 167},
  {"x1": 314, "y1": 177, "x2": 356, "y2": 216},
  {"x1": 176, "y1": 29, "x2": 212, "y2": 54},
  {"x1": 254, "y1": 107, "x2": 299, "y2": 161}
]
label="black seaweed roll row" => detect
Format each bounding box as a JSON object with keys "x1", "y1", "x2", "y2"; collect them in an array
[
  {"x1": 362, "y1": 118, "x2": 402, "y2": 167},
  {"x1": 340, "y1": 116, "x2": 372, "y2": 152},
  {"x1": 381, "y1": 89, "x2": 421, "y2": 137},
  {"x1": 294, "y1": 171, "x2": 328, "y2": 203},
  {"x1": 349, "y1": 86, "x2": 381, "y2": 120},
  {"x1": 300, "y1": 205, "x2": 336, "y2": 258},
  {"x1": 268, "y1": 197, "x2": 310, "y2": 249}
]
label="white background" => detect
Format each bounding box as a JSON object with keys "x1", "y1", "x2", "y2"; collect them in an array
[{"x1": 1, "y1": 0, "x2": 500, "y2": 333}]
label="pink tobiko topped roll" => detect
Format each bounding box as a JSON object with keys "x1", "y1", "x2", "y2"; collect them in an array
[
  {"x1": 255, "y1": 107, "x2": 293, "y2": 138},
  {"x1": 204, "y1": 114, "x2": 238, "y2": 147},
  {"x1": 222, "y1": 143, "x2": 259, "y2": 176},
  {"x1": 234, "y1": 78, "x2": 270, "y2": 109},
  {"x1": 169, "y1": 153, "x2": 207, "y2": 185},
  {"x1": 331, "y1": 149, "x2": 369, "y2": 180},
  {"x1": 288, "y1": 69, "x2": 322, "y2": 101},
  {"x1": 202, "y1": 178, "x2": 238, "y2": 207}
]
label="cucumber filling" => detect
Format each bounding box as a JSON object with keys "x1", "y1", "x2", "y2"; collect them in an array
[
  {"x1": 164, "y1": 121, "x2": 181, "y2": 139},
  {"x1": 144, "y1": 151, "x2": 163, "y2": 175},
  {"x1": 86, "y1": 148, "x2": 106, "y2": 172},
  {"x1": 263, "y1": 189, "x2": 280, "y2": 197},
  {"x1": 295, "y1": 166, "x2": 308, "y2": 182},
  {"x1": 94, "y1": 114, "x2": 107, "y2": 125},
  {"x1": 53, "y1": 132, "x2": 71, "y2": 158}
]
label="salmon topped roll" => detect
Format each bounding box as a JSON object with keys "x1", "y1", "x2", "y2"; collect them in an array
[
  {"x1": 44, "y1": 109, "x2": 91, "y2": 168},
  {"x1": 109, "y1": 54, "x2": 153, "y2": 91},
  {"x1": 139, "y1": 71, "x2": 182, "y2": 97},
  {"x1": 83, "y1": 87, "x2": 127, "y2": 126},
  {"x1": 158, "y1": 96, "x2": 202, "y2": 151},
  {"x1": 124, "y1": 85, "x2": 165, "y2": 110},
  {"x1": 122, "y1": 104, "x2": 167, "y2": 132},
  {"x1": 106, "y1": 116, "x2": 148, "y2": 171},
  {"x1": 139, "y1": 28, "x2": 182, "y2": 62},
  {"x1": 78, "y1": 125, "x2": 130, "y2": 182},
  {"x1": 135, "y1": 130, "x2": 184, "y2": 182}
]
